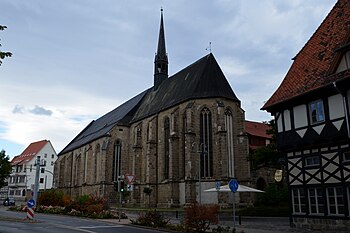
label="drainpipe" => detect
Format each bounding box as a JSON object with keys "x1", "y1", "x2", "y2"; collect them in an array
[{"x1": 333, "y1": 82, "x2": 350, "y2": 138}]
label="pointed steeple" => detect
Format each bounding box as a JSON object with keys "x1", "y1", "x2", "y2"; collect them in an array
[{"x1": 154, "y1": 8, "x2": 168, "y2": 89}]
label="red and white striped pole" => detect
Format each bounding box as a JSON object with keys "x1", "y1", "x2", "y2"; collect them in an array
[
  {"x1": 26, "y1": 207, "x2": 34, "y2": 220},
  {"x1": 26, "y1": 199, "x2": 36, "y2": 220}
]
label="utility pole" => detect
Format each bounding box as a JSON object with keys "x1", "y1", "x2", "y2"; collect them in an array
[{"x1": 33, "y1": 156, "x2": 40, "y2": 207}]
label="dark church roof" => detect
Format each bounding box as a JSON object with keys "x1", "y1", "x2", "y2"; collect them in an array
[
  {"x1": 262, "y1": 0, "x2": 350, "y2": 111},
  {"x1": 59, "y1": 53, "x2": 239, "y2": 155},
  {"x1": 59, "y1": 91, "x2": 147, "y2": 154},
  {"x1": 132, "y1": 53, "x2": 239, "y2": 122}
]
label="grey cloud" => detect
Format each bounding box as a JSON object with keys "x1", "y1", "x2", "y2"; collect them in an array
[
  {"x1": 29, "y1": 105, "x2": 53, "y2": 116},
  {"x1": 12, "y1": 105, "x2": 25, "y2": 114}
]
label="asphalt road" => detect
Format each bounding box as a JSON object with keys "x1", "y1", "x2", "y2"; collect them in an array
[
  {"x1": 1, "y1": 205, "x2": 346, "y2": 233},
  {"x1": 0, "y1": 206, "x2": 159, "y2": 233}
]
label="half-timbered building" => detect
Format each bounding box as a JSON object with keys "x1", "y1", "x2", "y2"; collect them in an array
[
  {"x1": 262, "y1": 0, "x2": 350, "y2": 231},
  {"x1": 55, "y1": 10, "x2": 250, "y2": 208}
]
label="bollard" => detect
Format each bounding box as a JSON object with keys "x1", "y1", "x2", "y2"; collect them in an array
[{"x1": 27, "y1": 207, "x2": 34, "y2": 220}]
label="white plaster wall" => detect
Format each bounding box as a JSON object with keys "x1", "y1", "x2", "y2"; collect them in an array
[
  {"x1": 276, "y1": 113, "x2": 283, "y2": 133},
  {"x1": 284, "y1": 109, "x2": 291, "y2": 131},
  {"x1": 293, "y1": 105, "x2": 308, "y2": 128},
  {"x1": 26, "y1": 142, "x2": 58, "y2": 191},
  {"x1": 328, "y1": 94, "x2": 345, "y2": 120}
]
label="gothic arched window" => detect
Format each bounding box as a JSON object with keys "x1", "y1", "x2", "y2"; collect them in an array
[
  {"x1": 200, "y1": 107, "x2": 213, "y2": 178},
  {"x1": 112, "y1": 140, "x2": 122, "y2": 181},
  {"x1": 164, "y1": 117, "x2": 170, "y2": 179},
  {"x1": 94, "y1": 144, "x2": 100, "y2": 183},
  {"x1": 225, "y1": 108, "x2": 234, "y2": 178}
]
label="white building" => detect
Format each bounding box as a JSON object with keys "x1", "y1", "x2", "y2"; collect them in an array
[{"x1": 9, "y1": 140, "x2": 57, "y2": 201}]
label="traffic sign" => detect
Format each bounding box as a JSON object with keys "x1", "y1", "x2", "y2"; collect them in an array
[
  {"x1": 229, "y1": 179, "x2": 239, "y2": 193},
  {"x1": 27, "y1": 199, "x2": 35, "y2": 208},
  {"x1": 125, "y1": 174, "x2": 136, "y2": 184},
  {"x1": 127, "y1": 184, "x2": 133, "y2": 191}
]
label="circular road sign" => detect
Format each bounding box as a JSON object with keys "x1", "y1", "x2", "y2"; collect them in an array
[
  {"x1": 27, "y1": 199, "x2": 35, "y2": 208},
  {"x1": 229, "y1": 179, "x2": 239, "y2": 193}
]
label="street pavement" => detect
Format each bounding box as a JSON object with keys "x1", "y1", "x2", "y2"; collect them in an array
[
  {"x1": 104, "y1": 211, "x2": 348, "y2": 233},
  {"x1": 0, "y1": 205, "x2": 346, "y2": 233}
]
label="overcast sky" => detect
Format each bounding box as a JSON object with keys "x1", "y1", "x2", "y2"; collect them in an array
[{"x1": 1, "y1": 0, "x2": 337, "y2": 159}]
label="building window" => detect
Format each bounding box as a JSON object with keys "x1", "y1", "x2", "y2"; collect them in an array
[
  {"x1": 39, "y1": 178, "x2": 44, "y2": 184},
  {"x1": 16, "y1": 165, "x2": 22, "y2": 173},
  {"x1": 30, "y1": 164, "x2": 32, "y2": 172},
  {"x1": 327, "y1": 187, "x2": 345, "y2": 215},
  {"x1": 41, "y1": 168, "x2": 45, "y2": 173},
  {"x1": 225, "y1": 109, "x2": 234, "y2": 178},
  {"x1": 51, "y1": 154, "x2": 55, "y2": 159},
  {"x1": 309, "y1": 100, "x2": 325, "y2": 124},
  {"x1": 44, "y1": 153, "x2": 47, "y2": 158},
  {"x1": 19, "y1": 176, "x2": 25, "y2": 183},
  {"x1": 94, "y1": 144, "x2": 100, "y2": 183},
  {"x1": 305, "y1": 155, "x2": 321, "y2": 167},
  {"x1": 292, "y1": 188, "x2": 306, "y2": 214},
  {"x1": 200, "y1": 107, "x2": 212, "y2": 178},
  {"x1": 112, "y1": 141, "x2": 122, "y2": 181},
  {"x1": 164, "y1": 117, "x2": 170, "y2": 180},
  {"x1": 308, "y1": 188, "x2": 324, "y2": 214},
  {"x1": 41, "y1": 159, "x2": 46, "y2": 166}
]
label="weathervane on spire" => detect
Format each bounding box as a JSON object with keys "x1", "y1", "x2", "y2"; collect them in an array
[{"x1": 206, "y1": 42, "x2": 212, "y2": 53}]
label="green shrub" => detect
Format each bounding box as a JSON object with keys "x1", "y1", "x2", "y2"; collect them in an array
[
  {"x1": 255, "y1": 184, "x2": 288, "y2": 206},
  {"x1": 38, "y1": 189, "x2": 70, "y2": 207},
  {"x1": 212, "y1": 226, "x2": 233, "y2": 233},
  {"x1": 184, "y1": 203, "x2": 219, "y2": 233},
  {"x1": 85, "y1": 204, "x2": 104, "y2": 216},
  {"x1": 131, "y1": 210, "x2": 170, "y2": 228}
]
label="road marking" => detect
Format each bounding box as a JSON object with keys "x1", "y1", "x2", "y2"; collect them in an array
[
  {"x1": 51, "y1": 223, "x2": 96, "y2": 233},
  {"x1": 77, "y1": 225, "x2": 123, "y2": 229}
]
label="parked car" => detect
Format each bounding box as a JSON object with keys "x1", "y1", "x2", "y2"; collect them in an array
[{"x1": 3, "y1": 197, "x2": 15, "y2": 206}]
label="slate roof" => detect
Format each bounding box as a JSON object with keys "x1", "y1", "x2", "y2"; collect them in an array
[
  {"x1": 59, "y1": 53, "x2": 239, "y2": 155},
  {"x1": 59, "y1": 90, "x2": 148, "y2": 154},
  {"x1": 131, "y1": 53, "x2": 239, "y2": 122},
  {"x1": 263, "y1": 0, "x2": 350, "y2": 111},
  {"x1": 11, "y1": 140, "x2": 49, "y2": 165}
]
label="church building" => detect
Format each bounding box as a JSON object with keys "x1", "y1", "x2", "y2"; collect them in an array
[{"x1": 55, "y1": 10, "x2": 250, "y2": 207}]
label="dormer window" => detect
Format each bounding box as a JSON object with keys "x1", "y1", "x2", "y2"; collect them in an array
[
  {"x1": 309, "y1": 100, "x2": 325, "y2": 124},
  {"x1": 336, "y1": 50, "x2": 350, "y2": 73}
]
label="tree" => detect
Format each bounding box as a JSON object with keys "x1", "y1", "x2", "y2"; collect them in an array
[
  {"x1": 249, "y1": 119, "x2": 283, "y2": 170},
  {"x1": 0, "y1": 25, "x2": 12, "y2": 66},
  {"x1": 0, "y1": 150, "x2": 12, "y2": 189}
]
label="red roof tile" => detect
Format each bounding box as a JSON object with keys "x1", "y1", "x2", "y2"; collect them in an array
[
  {"x1": 245, "y1": 120, "x2": 272, "y2": 139},
  {"x1": 263, "y1": 0, "x2": 350, "y2": 110},
  {"x1": 11, "y1": 140, "x2": 49, "y2": 165}
]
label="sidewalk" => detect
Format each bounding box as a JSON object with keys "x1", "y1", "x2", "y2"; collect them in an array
[{"x1": 103, "y1": 211, "x2": 343, "y2": 233}]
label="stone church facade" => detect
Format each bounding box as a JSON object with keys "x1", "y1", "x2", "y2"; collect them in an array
[{"x1": 54, "y1": 10, "x2": 250, "y2": 207}]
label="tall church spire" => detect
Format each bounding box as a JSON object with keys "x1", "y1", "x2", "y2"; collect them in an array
[{"x1": 154, "y1": 8, "x2": 168, "y2": 89}]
